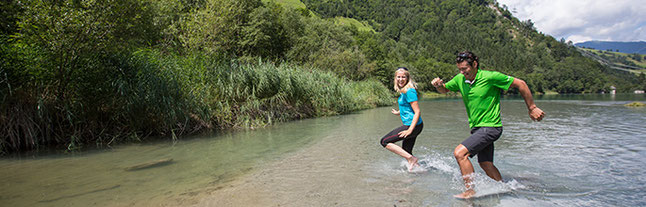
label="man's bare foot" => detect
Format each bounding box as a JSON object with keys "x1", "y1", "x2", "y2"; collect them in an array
[
  {"x1": 453, "y1": 189, "x2": 475, "y2": 199},
  {"x1": 407, "y1": 156, "x2": 419, "y2": 172}
]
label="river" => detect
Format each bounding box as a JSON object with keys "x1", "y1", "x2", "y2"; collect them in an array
[{"x1": 1, "y1": 94, "x2": 645, "y2": 206}]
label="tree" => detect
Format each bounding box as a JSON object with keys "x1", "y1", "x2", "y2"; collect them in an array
[
  {"x1": 630, "y1": 53, "x2": 642, "y2": 61},
  {"x1": 0, "y1": 0, "x2": 22, "y2": 37},
  {"x1": 639, "y1": 73, "x2": 646, "y2": 90},
  {"x1": 2, "y1": 0, "x2": 165, "y2": 151},
  {"x1": 15, "y1": 0, "x2": 161, "y2": 101},
  {"x1": 180, "y1": 0, "x2": 263, "y2": 55},
  {"x1": 241, "y1": 3, "x2": 289, "y2": 59}
]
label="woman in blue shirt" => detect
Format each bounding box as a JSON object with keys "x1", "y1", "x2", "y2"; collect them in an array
[{"x1": 379, "y1": 67, "x2": 424, "y2": 172}]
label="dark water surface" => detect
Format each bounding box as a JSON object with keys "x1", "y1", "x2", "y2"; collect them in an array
[{"x1": 1, "y1": 94, "x2": 645, "y2": 206}]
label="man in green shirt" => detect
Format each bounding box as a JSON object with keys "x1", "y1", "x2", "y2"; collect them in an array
[{"x1": 431, "y1": 51, "x2": 545, "y2": 199}]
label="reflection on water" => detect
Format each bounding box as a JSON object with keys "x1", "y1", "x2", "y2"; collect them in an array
[{"x1": 1, "y1": 94, "x2": 645, "y2": 206}]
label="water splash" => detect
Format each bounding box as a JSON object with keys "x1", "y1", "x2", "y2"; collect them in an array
[
  {"x1": 393, "y1": 149, "x2": 531, "y2": 198},
  {"x1": 470, "y1": 175, "x2": 526, "y2": 198},
  {"x1": 390, "y1": 148, "x2": 460, "y2": 175}
]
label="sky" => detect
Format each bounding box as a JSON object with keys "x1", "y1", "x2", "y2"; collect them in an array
[{"x1": 496, "y1": 0, "x2": 646, "y2": 43}]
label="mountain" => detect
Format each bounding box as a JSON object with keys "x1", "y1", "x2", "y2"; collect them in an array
[
  {"x1": 300, "y1": 0, "x2": 642, "y2": 94},
  {"x1": 575, "y1": 41, "x2": 646, "y2": 54}
]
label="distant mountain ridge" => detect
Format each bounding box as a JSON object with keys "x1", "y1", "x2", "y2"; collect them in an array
[{"x1": 575, "y1": 41, "x2": 646, "y2": 54}]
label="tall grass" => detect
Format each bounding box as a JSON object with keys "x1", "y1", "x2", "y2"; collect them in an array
[{"x1": 0, "y1": 49, "x2": 392, "y2": 153}]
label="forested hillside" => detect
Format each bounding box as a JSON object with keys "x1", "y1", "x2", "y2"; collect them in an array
[
  {"x1": 300, "y1": 0, "x2": 644, "y2": 94},
  {"x1": 1, "y1": 0, "x2": 644, "y2": 153}
]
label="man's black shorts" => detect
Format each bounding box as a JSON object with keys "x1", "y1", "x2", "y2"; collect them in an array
[{"x1": 461, "y1": 127, "x2": 503, "y2": 163}]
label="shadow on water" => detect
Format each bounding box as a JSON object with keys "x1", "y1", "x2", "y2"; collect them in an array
[{"x1": 38, "y1": 185, "x2": 122, "y2": 203}]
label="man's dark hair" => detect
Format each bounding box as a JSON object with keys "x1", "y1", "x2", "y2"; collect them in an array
[{"x1": 456, "y1": 51, "x2": 479, "y2": 68}]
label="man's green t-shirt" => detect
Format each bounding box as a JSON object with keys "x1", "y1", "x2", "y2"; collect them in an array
[{"x1": 445, "y1": 70, "x2": 514, "y2": 128}]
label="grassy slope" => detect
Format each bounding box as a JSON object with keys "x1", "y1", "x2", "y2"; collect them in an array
[
  {"x1": 263, "y1": 0, "x2": 306, "y2": 9},
  {"x1": 334, "y1": 17, "x2": 375, "y2": 32},
  {"x1": 590, "y1": 49, "x2": 646, "y2": 67},
  {"x1": 580, "y1": 48, "x2": 646, "y2": 74}
]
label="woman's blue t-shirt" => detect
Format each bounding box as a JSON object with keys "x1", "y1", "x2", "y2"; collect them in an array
[{"x1": 398, "y1": 88, "x2": 423, "y2": 126}]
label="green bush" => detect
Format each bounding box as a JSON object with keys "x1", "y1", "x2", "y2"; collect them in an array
[{"x1": 0, "y1": 49, "x2": 392, "y2": 153}]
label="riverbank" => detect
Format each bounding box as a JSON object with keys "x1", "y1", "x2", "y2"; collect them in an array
[{"x1": 0, "y1": 50, "x2": 393, "y2": 154}]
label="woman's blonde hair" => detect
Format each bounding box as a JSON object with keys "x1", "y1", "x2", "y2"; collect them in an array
[{"x1": 393, "y1": 67, "x2": 418, "y2": 93}]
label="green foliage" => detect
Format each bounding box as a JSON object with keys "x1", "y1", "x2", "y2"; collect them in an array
[
  {"x1": 179, "y1": 0, "x2": 291, "y2": 59},
  {"x1": 1, "y1": 47, "x2": 391, "y2": 152},
  {"x1": 300, "y1": 0, "x2": 638, "y2": 94},
  {"x1": 639, "y1": 73, "x2": 646, "y2": 90},
  {"x1": 179, "y1": 0, "x2": 261, "y2": 55},
  {"x1": 1, "y1": 0, "x2": 22, "y2": 37},
  {"x1": 284, "y1": 16, "x2": 374, "y2": 81},
  {"x1": 12, "y1": 0, "x2": 162, "y2": 100},
  {"x1": 112, "y1": 51, "x2": 391, "y2": 141}
]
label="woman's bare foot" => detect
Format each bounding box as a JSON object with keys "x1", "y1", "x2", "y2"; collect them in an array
[
  {"x1": 406, "y1": 156, "x2": 419, "y2": 172},
  {"x1": 453, "y1": 189, "x2": 475, "y2": 199}
]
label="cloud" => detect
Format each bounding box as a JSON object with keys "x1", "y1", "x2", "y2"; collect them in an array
[{"x1": 497, "y1": 0, "x2": 646, "y2": 43}]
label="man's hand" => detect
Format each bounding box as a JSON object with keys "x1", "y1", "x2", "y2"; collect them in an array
[
  {"x1": 391, "y1": 108, "x2": 400, "y2": 115},
  {"x1": 529, "y1": 106, "x2": 545, "y2": 121},
  {"x1": 431, "y1": 77, "x2": 449, "y2": 94},
  {"x1": 431, "y1": 77, "x2": 444, "y2": 88}
]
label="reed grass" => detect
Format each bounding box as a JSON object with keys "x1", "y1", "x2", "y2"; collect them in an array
[{"x1": 0, "y1": 49, "x2": 392, "y2": 153}]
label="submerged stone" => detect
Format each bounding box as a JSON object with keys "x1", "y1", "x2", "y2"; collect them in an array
[
  {"x1": 624, "y1": 102, "x2": 646, "y2": 107},
  {"x1": 124, "y1": 158, "x2": 174, "y2": 171}
]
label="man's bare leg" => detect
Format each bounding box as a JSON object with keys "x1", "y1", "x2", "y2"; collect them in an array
[
  {"x1": 454, "y1": 144, "x2": 476, "y2": 199},
  {"x1": 479, "y1": 161, "x2": 502, "y2": 181},
  {"x1": 385, "y1": 143, "x2": 419, "y2": 172}
]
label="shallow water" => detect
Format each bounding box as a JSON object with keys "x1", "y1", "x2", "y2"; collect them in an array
[{"x1": 1, "y1": 94, "x2": 645, "y2": 206}]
